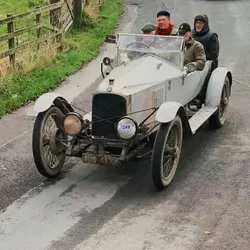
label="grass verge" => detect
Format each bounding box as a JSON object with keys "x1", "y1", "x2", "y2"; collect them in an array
[
  {"x1": 0, "y1": 0, "x2": 49, "y2": 19},
  {"x1": 0, "y1": 0, "x2": 124, "y2": 118}
]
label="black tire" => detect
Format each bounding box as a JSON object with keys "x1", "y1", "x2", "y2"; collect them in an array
[
  {"x1": 32, "y1": 106, "x2": 66, "y2": 178},
  {"x1": 151, "y1": 115, "x2": 183, "y2": 190},
  {"x1": 148, "y1": 131, "x2": 157, "y2": 144},
  {"x1": 209, "y1": 76, "x2": 230, "y2": 129}
]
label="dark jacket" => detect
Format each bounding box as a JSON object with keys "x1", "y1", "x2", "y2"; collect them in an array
[{"x1": 192, "y1": 27, "x2": 219, "y2": 68}]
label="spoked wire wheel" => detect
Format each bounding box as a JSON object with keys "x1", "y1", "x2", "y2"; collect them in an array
[
  {"x1": 209, "y1": 76, "x2": 231, "y2": 129},
  {"x1": 32, "y1": 106, "x2": 67, "y2": 177},
  {"x1": 151, "y1": 115, "x2": 183, "y2": 190},
  {"x1": 219, "y1": 77, "x2": 230, "y2": 121}
]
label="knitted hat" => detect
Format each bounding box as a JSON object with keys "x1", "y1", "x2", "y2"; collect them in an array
[
  {"x1": 194, "y1": 14, "x2": 209, "y2": 25},
  {"x1": 194, "y1": 14, "x2": 209, "y2": 33}
]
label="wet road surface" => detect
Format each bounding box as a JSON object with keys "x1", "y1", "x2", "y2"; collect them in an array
[{"x1": 1, "y1": 0, "x2": 250, "y2": 249}]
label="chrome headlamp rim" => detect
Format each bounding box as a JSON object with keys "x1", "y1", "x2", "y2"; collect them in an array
[
  {"x1": 62, "y1": 112, "x2": 84, "y2": 136},
  {"x1": 116, "y1": 116, "x2": 138, "y2": 140}
]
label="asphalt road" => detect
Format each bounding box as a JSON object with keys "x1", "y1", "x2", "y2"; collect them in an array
[{"x1": 1, "y1": 0, "x2": 250, "y2": 249}]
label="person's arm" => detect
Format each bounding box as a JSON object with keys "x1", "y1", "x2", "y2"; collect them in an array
[
  {"x1": 193, "y1": 43, "x2": 206, "y2": 71},
  {"x1": 208, "y1": 34, "x2": 219, "y2": 60}
]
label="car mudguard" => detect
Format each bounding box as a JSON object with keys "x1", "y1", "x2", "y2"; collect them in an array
[
  {"x1": 155, "y1": 101, "x2": 192, "y2": 134},
  {"x1": 155, "y1": 101, "x2": 184, "y2": 123},
  {"x1": 33, "y1": 93, "x2": 73, "y2": 113},
  {"x1": 205, "y1": 67, "x2": 232, "y2": 107}
]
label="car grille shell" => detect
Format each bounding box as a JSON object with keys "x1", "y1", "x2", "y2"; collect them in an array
[{"x1": 91, "y1": 93, "x2": 127, "y2": 139}]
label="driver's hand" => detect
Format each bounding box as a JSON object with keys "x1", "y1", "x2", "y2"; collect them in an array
[
  {"x1": 120, "y1": 52, "x2": 130, "y2": 63},
  {"x1": 128, "y1": 51, "x2": 142, "y2": 60}
]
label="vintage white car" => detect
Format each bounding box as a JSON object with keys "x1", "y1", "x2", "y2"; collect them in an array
[{"x1": 32, "y1": 33, "x2": 232, "y2": 190}]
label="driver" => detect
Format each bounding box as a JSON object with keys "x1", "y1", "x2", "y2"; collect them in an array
[
  {"x1": 142, "y1": 23, "x2": 155, "y2": 35},
  {"x1": 120, "y1": 23, "x2": 158, "y2": 62},
  {"x1": 140, "y1": 23, "x2": 156, "y2": 44},
  {"x1": 177, "y1": 23, "x2": 206, "y2": 73}
]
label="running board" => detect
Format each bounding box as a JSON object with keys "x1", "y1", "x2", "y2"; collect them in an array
[{"x1": 188, "y1": 106, "x2": 217, "y2": 134}]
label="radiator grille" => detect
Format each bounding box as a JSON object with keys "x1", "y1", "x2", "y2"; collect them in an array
[{"x1": 91, "y1": 93, "x2": 127, "y2": 138}]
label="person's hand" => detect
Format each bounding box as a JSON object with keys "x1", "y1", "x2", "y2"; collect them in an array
[
  {"x1": 120, "y1": 52, "x2": 130, "y2": 64},
  {"x1": 186, "y1": 62, "x2": 197, "y2": 73}
]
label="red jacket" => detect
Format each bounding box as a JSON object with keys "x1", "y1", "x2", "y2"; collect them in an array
[{"x1": 155, "y1": 23, "x2": 178, "y2": 36}]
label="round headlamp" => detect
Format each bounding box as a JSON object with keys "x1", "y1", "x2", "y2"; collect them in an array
[
  {"x1": 63, "y1": 112, "x2": 83, "y2": 136},
  {"x1": 116, "y1": 117, "x2": 137, "y2": 139}
]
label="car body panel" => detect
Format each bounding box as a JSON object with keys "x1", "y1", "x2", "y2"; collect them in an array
[
  {"x1": 94, "y1": 51, "x2": 213, "y2": 135},
  {"x1": 96, "y1": 55, "x2": 184, "y2": 96}
]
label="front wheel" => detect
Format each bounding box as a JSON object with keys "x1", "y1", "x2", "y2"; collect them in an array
[
  {"x1": 32, "y1": 106, "x2": 67, "y2": 178},
  {"x1": 209, "y1": 76, "x2": 231, "y2": 129},
  {"x1": 151, "y1": 115, "x2": 183, "y2": 190}
]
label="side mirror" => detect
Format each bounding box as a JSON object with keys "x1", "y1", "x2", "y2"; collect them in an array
[
  {"x1": 101, "y1": 57, "x2": 113, "y2": 79},
  {"x1": 105, "y1": 35, "x2": 116, "y2": 43},
  {"x1": 103, "y1": 57, "x2": 112, "y2": 66}
]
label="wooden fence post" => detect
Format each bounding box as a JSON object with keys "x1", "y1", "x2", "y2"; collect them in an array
[
  {"x1": 57, "y1": 5, "x2": 63, "y2": 51},
  {"x1": 49, "y1": 0, "x2": 60, "y2": 27},
  {"x1": 74, "y1": 0, "x2": 82, "y2": 28},
  {"x1": 36, "y1": 7, "x2": 41, "y2": 49},
  {"x1": 6, "y1": 14, "x2": 15, "y2": 66}
]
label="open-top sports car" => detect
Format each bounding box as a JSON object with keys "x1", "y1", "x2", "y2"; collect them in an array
[{"x1": 32, "y1": 33, "x2": 232, "y2": 190}]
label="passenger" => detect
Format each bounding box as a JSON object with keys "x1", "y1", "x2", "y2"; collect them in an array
[
  {"x1": 192, "y1": 14, "x2": 219, "y2": 70},
  {"x1": 178, "y1": 23, "x2": 206, "y2": 73},
  {"x1": 154, "y1": 10, "x2": 178, "y2": 36}
]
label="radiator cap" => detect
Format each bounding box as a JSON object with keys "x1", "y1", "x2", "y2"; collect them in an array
[{"x1": 107, "y1": 86, "x2": 112, "y2": 92}]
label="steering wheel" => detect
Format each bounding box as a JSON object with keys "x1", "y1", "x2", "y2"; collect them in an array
[
  {"x1": 126, "y1": 41, "x2": 151, "y2": 59},
  {"x1": 126, "y1": 41, "x2": 151, "y2": 49}
]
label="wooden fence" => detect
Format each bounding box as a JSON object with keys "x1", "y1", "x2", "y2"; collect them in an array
[{"x1": 0, "y1": 0, "x2": 82, "y2": 72}]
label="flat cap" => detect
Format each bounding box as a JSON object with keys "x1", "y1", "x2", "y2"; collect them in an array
[
  {"x1": 141, "y1": 23, "x2": 155, "y2": 32},
  {"x1": 178, "y1": 22, "x2": 191, "y2": 34}
]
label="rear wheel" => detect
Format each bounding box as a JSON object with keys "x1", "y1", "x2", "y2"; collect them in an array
[
  {"x1": 209, "y1": 76, "x2": 231, "y2": 129},
  {"x1": 32, "y1": 106, "x2": 67, "y2": 177},
  {"x1": 151, "y1": 115, "x2": 183, "y2": 190}
]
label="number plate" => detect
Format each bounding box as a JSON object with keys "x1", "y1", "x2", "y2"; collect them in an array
[{"x1": 82, "y1": 153, "x2": 120, "y2": 166}]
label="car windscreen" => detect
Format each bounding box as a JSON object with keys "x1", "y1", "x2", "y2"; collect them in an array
[{"x1": 117, "y1": 33, "x2": 184, "y2": 68}]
